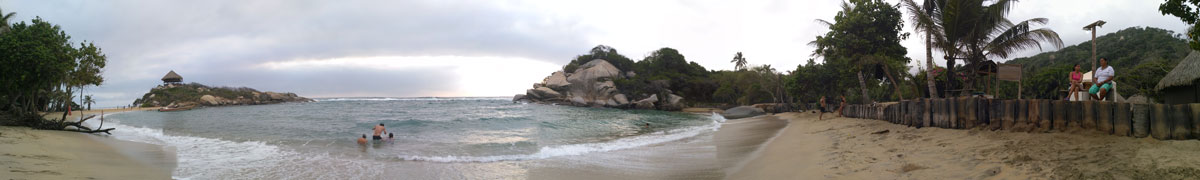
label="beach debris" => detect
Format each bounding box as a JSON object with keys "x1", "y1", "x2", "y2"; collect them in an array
[{"x1": 871, "y1": 130, "x2": 890, "y2": 135}]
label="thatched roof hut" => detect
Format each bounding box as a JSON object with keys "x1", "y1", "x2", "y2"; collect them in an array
[
  {"x1": 1155, "y1": 51, "x2": 1200, "y2": 104},
  {"x1": 161, "y1": 70, "x2": 182, "y2": 84}
]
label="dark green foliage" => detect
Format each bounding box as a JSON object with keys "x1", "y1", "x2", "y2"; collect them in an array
[
  {"x1": 563, "y1": 45, "x2": 636, "y2": 73},
  {"x1": 1159, "y1": 0, "x2": 1200, "y2": 50},
  {"x1": 0, "y1": 16, "x2": 108, "y2": 130},
  {"x1": 1004, "y1": 27, "x2": 1188, "y2": 101},
  {"x1": 808, "y1": 0, "x2": 910, "y2": 103},
  {"x1": 626, "y1": 48, "x2": 715, "y2": 102},
  {"x1": 134, "y1": 83, "x2": 261, "y2": 107}
]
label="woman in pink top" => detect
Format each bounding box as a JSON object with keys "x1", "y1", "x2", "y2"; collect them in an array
[{"x1": 1067, "y1": 63, "x2": 1084, "y2": 100}]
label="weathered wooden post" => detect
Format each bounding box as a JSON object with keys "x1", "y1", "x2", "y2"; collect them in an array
[
  {"x1": 1192, "y1": 104, "x2": 1200, "y2": 139},
  {"x1": 1151, "y1": 104, "x2": 1171, "y2": 140},
  {"x1": 1082, "y1": 101, "x2": 1096, "y2": 131},
  {"x1": 1053, "y1": 100, "x2": 1067, "y2": 132},
  {"x1": 1132, "y1": 103, "x2": 1150, "y2": 138},
  {"x1": 1027, "y1": 99, "x2": 1036, "y2": 131},
  {"x1": 1097, "y1": 102, "x2": 1114, "y2": 134},
  {"x1": 1038, "y1": 100, "x2": 1052, "y2": 132},
  {"x1": 966, "y1": 98, "x2": 978, "y2": 129},
  {"x1": 923, "y1": 99, "x2": 932, "y2": 128},
  {"x1": 989, "y1": 100, "x2": 1003, "y2": 130},
  {"x1": 1014, "y1": 99, "x2": 1029, "y2": 132},
  {"x1": 950, "y1": 97, "x2": 960, "y2": 128},
  {"x1": 1067, "y1": 101, "x2": 1082, "y2": 130},
  {"x1": 1002, "y1": 100, "x2": 1015, "y2": 130},
  {"x1": 1113, "y1": 102, "x2": 1132, "y2": 137},
  {"x1": 976, "y1": 98, "x2": 989, "y2": 128},
  {"x1": 1171, "y1": 104, "x2": 1192, "y2": 140}
]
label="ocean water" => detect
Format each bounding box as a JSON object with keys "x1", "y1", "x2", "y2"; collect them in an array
[{"x1": 97, "y1": 97, "x2": 783, "y2": 179}]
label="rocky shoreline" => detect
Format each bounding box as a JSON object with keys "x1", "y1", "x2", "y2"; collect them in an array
[
  {"x1": 513, "y1": 59, "x2": 686, "y2": 111},
  {"x1": 133, "y1": 83, "x2": 312, "y2": 109}
]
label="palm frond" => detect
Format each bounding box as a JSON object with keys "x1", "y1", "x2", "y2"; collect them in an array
[{"x1": 985, "y1": 18, "x2": 1063, "y2": 59}]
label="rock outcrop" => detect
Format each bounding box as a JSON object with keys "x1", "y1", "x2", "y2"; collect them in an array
[
  {"x1": 133, "y1": 83, "x2": 312, "y2": 108},
  {"x1": 722, "y1": 106, "x2": 766, "y2": 119},
  {"x1": 517, "y1": 59, "x2": 686, "y2": 111}
]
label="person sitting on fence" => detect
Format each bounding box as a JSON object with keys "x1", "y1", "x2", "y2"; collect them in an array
[
  {"x1": 1089, "y1": 57, "x2": 1116, "y2": 101},
  {"x1": 1068, "y1": 63, "x2": 1084, "y2": 100}
]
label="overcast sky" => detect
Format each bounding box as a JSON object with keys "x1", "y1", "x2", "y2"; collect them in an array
[{"x1": 1, "y1": 0, "x2": 1189, "y2": 108}]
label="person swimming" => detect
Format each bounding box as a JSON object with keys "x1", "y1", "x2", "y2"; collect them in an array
[
  {"x1": 357, "y1": 134, "x2": 368, "y2": 145},
  {"x1": 386, "y1": 133, "x2": 395, "y2": 143}
]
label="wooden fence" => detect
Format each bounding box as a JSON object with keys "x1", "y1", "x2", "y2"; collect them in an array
[{"x1": 815, "y1": 98, "x2": 1200, "y2": 140}]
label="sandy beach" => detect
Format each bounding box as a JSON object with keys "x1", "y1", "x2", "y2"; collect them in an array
[
  {"x1": 730, "y1": 111, "x2": 1200, "y2": 179},
  {"x1": 1, "y1": 107, "x2": 174, "y2": 179}
]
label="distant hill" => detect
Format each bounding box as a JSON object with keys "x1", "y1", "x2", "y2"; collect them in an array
[
  {"x1": 1004, "y1": 27, "x2": 1188, "y2": 100},
  {"x1": 1007, "y1": 26, "x2": 1188, "y2": 71}
]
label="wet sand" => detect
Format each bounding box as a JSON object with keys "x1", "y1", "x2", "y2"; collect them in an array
[
  {"x1": 730, "y1": 112, "x2": 1200, "y2": 179},
  {"x1": 1, "y1": 107, "x2": 173, "y2": 179}
]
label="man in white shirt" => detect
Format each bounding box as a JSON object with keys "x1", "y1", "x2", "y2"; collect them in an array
[{"x1": 1089, "y1": 57, "x2": 1116, "y2": 100}]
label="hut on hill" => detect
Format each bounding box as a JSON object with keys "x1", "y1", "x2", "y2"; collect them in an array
[
  {"x1": 161, "y1": 70, "x2": 183, "y2": 85},
  {"x1": 1156, "y1": 51, "x2": 1200, "y2": 105}
]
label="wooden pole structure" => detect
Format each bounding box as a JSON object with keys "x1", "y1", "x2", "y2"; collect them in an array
[{"x1": 1083, "y1": 20, "x2": 1106, "y2": 71}]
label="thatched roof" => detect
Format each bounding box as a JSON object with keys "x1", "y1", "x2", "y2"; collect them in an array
[
  {"x1": 1156, "y1": 51, "x2": 1200, "y2": 91},
  {"x1": 161, "y1": 70, "x2": 182, "y2": 82}
]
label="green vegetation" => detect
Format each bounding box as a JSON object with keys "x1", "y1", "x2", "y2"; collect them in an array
[
  {"x1": 808, "y1": 0, "x2": 911, "y2": 103},
  {"x1": 132, "y1": 83, "x2": 263, "y2": 107},
  {"x1": 0, "y1": 8, "x2": 110, "y2": 132},
  {"x1": 901, "y1": 0, "x2": 1064, "y2": 97},
  {"x1": 1005, "y1": 27, "x2": 1189, "y2": 101},
  {"x1": 1159, "y1": 0, "x2": 1200, "y2": 50}
]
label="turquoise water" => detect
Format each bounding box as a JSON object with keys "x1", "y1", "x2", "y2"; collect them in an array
[{"x1": 99, "y1": 97, "x2": 734, "y2": 179}]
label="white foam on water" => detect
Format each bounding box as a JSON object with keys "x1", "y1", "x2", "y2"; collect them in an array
[
  {"x1": 400, "y1": 113, "x2": 727, "y2": 163},
  {"x1": 318, "y1": 97, "x2": 509, "y2": 102},
  {"x1": 95, "y1": 121, "x2": 296, "y2": 179}
]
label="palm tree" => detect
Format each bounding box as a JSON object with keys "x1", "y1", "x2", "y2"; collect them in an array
[
  {"x1": 83, "y1": 95, "x2": 95, "y2": 110},
  {"x1": 0, "y1": 7, "x2": 15, "y2": 34},
  {"x1": 901, "y1": 0, "x2": 942, "y2": 98},
  {"x1": 907, "y1": 0, "x2": 1063, "y2": 96},
  {"x1": 730, "y1": 52, "x2": 748, "y2": 71}
]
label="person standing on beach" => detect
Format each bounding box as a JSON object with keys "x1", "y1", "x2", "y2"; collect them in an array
[
  {"x1": 357, "y1": 134, "x2": 368, "y2": 145},
  {"x1": 1089, "y1": 57, "x2": 1116, "y2": 101},
  {"x1": 819, "y1": 96, "x2": 829, "y2": 120},
  {"x1": 837, "y1": 96, "x2": 847, "y2": 117},
  {"x1": 373, "y1": 123, "x2": 388, "y2": 140}
]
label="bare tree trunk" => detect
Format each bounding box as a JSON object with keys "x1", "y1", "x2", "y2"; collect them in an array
[
  {"x1": 925, "y1": 34, "x2": 938, "y2": 98},
  {"x1": 857, "y1": 71, "x2": 870, "y2": 104},
  {"x1": 882, "y1": 65, "x2": 904, "y2": 101}
]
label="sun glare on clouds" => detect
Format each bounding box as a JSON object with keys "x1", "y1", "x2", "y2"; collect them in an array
[{"x1": 257, "y1": 56, "x2": 561, "y2": 97}]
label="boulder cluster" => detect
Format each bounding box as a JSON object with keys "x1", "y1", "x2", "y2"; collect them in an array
[
  {"x1": 513, "y1": 59, "x2": 686, "y2": 110},
  {"x1": 133, "y1": 83, "x2": 312, "y2": 108}
]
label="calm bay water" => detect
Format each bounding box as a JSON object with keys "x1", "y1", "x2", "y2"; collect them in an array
[{"x1": 98, "y1": 97, "x2": 777, "y2": 179}]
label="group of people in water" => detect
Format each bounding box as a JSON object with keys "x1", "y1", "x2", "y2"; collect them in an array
[
  {"x1": 357, "y1": 123, "x2": 393, "y2": 145},
  {"x1": 813, "y1": 57, "x2": 1118, "y2": 120}
]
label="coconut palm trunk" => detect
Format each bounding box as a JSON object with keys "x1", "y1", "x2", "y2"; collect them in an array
[{"x1": 925, "y1": 34, "x2": 938, "y2": 98}]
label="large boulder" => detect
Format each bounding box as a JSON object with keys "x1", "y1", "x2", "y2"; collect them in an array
[
  {"x1": 564, "y1": 59, "x2": 623, "y2": 107},
  {"x1": 723, "y1": 106, "x2": 766, "y2": 119},
  {"x1": 542, "y1": 71, "x2": 571, "y2": 90},
  {"x1": 200, "y1": 95, "x2": 221, "y2": 106},
  {"x1": 634, "y1": 94, "x2": 658, "y2": 109},
  {"x1": 532, "y1": 87, "x2": 563, "y2": 99},
  {"x1": 660, "y1": 94, "x2": 685, "y2": 111},
  {"x1": 512, "y1": 94, "x2": 527, "y2": 102},
  {"x1": 613, "y1": 94, "x2": 630, "y2": 105}
]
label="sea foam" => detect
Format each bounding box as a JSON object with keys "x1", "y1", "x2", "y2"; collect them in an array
[{"x1": 399, "y1": 113, "x2": 727, "y2": 163}]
